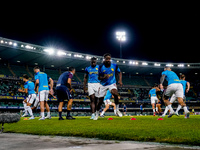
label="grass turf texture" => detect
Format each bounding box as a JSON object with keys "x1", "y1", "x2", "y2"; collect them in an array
[{"x1": 4, "y1": 115, "x2": 200, "y2": 146}]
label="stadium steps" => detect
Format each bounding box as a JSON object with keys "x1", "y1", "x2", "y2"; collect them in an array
[
  {"x1": 143, "y1": 76, "x2": 151, "y2": 86},
  {"x1": 26, "y1": 65, "x2": 34, "y2": 78},
  {"x1": 74, "y1": 73, "x2": 83, "y2": 83},
  {"x1": 7, "y1": 63, "x2": 16, "y2": 77}
]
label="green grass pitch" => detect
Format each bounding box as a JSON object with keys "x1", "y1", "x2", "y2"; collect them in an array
[{"x1": 3, "y1": 115, "x2": 200, "y2": 146}]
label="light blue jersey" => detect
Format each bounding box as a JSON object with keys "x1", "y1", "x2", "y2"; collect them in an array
[
  {"x1": 24, "y1": 81, "x2": 36, "y2": 95},
  {"x1": 99, "y1": 63, "x2": 121, "y2": 86},
  {"x1": 104, "y1": 90, "x2": 112, "y2": 101},
  {"x1": 180, "y1": 80, "x2": 187, "y2": 95},
  {"x1": 161, "y1": 70, "x2": 180, "y2": 85},
  {"x1": 85, "y1": 65, "x2": 100, "y2": 83},
  {"x1": 149, "y1": 88, "x2": 156, "y2": 97},
  {"x1": 34, "y1": 72, "x2": 49, "y2": 92}
]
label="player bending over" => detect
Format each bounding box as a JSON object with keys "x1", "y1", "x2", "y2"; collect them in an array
[
  {"x1": 18, "y1": 74, "x2": 36, "y2": 120},
  {"x1": 94, "y1": 53, "x2": 123, "y2": 120},
  {"x1": 160, "y1": 67, "x2": 190, "y2": 118},
  {"x1": 100, "y1": 90, "x2": 119, "y2": 117},
  {"x1": 149, "y1": 84, "x2": 160, "y2": 116},
  {"x1": 84, "y1": 57, "x2": 100, "y2": 119},
  {"x1": 56, "y1": 67, "x2": 75, "y2": 120}
]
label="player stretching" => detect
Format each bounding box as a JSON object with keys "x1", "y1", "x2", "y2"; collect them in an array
[
  {"x1": 160, "y1": 67, "x2": 190, "y2": 118},
  {"x1": 18, "y1": 74, "x2": 36, "y2": 119},
  {"x1": 162, "y1": 74, "x2": 190, "y2": 117},
  {"x1": 56, "y1": 67, "x2": 75, "y2": 120},
  {"x1": 94, "y1": 53, "x2": 123, "y2": 120},
  {"x1": 149, "y1": 84, "x2": 159, "y2": 116},
  {"x1": 84, "y1": 57, "x2": 100, "y2": 119},
  {"x1": 100, "y1": 90, "x2": 119, "y2": 117},
  {"x1": 34, "y1": 66, "x2": 54, "y2": 120}
]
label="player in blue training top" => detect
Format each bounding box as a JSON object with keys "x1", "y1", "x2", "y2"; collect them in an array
[
  {"x1": 56, "y1": 66, "x2": 75, "y2": 120},
  {"x1": 83, "y1": 57, "x2": 100, "y2": 119},
  {"x1": 34, "y1": 66, "x2": 54, "y2": 120},
  {"x1": 94, "y1": 53, "x2": 123, "y2": 120},
  {"x1": 148, "y1": 84, "x2": 160, "y2": 116},
  {"x1": 18, "y1": 74, "x2": 36, "y2": 120},
  {"x1": 160, "y1": 67, "x2": 190, "y2": 118}
]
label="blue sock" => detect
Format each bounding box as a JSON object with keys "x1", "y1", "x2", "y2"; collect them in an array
[{"x1": 59, "y1": 112, "x2": 62, "y2": 118}]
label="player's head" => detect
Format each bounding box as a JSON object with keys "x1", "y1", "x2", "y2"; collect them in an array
[
  {"x1": 90, "y1": 57, "x2": 97, "y2": 67},
  {"x1": 154, "y1": 83, "x2": 159, "y2": 88},
  {"x1": 33, "y1": 66, "x2": 40, "y2": 73},
  {"x1": 180, "y1": 74, "x2": 186, "y2": 80},
  {"x1": 22, "y1": 74, "x2": 29, "y2": 82},
  {"x1": 103, "y1": 53, "x2": 111, "y2": 66},
  {"x1": 69, "y1": 66, "x2": 76, "y2": 74},
  {"x1": 164, "y1": 66, "x2": 171, "y2": 71}
]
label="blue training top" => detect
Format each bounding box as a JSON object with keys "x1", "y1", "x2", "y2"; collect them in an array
[
  {"x1": 34, "y1": 72, "x2": 49, "y2": 92},
  {"x1": 24, "y1": 81, "x2": 36, "y2": 95},
  {"x1": 104, "y1": 90, "x2": 112, "y2": 101},
  {"x1": 85, "y1": 65, "x2": 100, "y2": 83},
  {"x1": 161, "y1": 70, "x2": 180, "y2": 85},
  {"x1": 149, "y1": 88, "x2": 157, "y2": 97},
  {"x1": 56, "y1": 71, "x2": 73, "y2": 88},
  {"x1": 180, "y1": 80, "x2": 187, "y2": 95}
]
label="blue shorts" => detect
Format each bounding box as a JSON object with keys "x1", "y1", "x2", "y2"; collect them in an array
[{"x1": 56, "y1": 86, "x2": 72, "y2": 102}]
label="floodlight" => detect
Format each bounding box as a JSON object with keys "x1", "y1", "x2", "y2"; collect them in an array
[
  {"x1": 154, "y1": 63, "x2": 160, "y2": 66},
  {"x1": 86, "y1": 56, "x2": 92, "y2": 60},
  {"x1": 57, "y1": 50, "x2": 66, "y2": 56},
  {"x1": 44, "y1": 48, "x2": 55, "y2": 55},
  {"x1": 178, "y1": 64, "x2": 184, "y2": 67},
  {"x1": 9, "y1": 41, "x2": 12, "y2": 45},
  {"x1": 166, "y1": 64, "x2": 174, "y2": 67},
  {"x1": 142, "y1": 62, "x2": 148, "y2": 66},
  {"x1": 13, "y1": 43, "x2": 17, "y2": 46},
  {"x1": 0, "y1": 40, "x2": 4, "y2": 43}
]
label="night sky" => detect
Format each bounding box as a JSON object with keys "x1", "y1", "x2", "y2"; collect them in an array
[{"x1": 0, "y1": 3, "x2": 199, "y2": 63}]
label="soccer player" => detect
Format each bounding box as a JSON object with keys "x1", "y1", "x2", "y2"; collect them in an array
[
  {"x1": 140, "y1": 104, "x2": 143, "y2": 116},
  {"x1": 83, "y1": 57, "x2": 100, "y2": 119},
  {"x1": 160, "y1": 67, "x2": 190, "y2": 118},
  {"x1": 34, "y1": 66, "x2": 54, "y2": 120},
  {"x1": 56, "y1": 67, "x2": 75, "y2": 120},
  {"x1": 123, "y1": 103, "x2": 127, "y2": 116},
  {"x1": 94, "y1": 53, "x2": 123, "y2": 120},
  {"x1": 149, "y1": 84, "x2": 159, "y2": 116},
  {"x1": 18, "y1": 74, "x2": 36, "y2": 120}
]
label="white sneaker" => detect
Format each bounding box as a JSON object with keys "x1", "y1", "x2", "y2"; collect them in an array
[
  {"x1": 90, "y1": 114, "x2": 95, "y2": 119},
  {"x1": 116, "y1": 110, "x2": 122, "y2": 117},
  {"x1": 185, "y1": 111, "x2": 190, "y2": 119},
  {"x1": 175, "y1": 112, "x2": 179, "y2": 116},
  {"x1": 162, "y1": 114, "x2": 165, "y2": 117},
  {"x1": 45, "y1": 116, "x2": 51, "y2": 119},
  {"x1": 39, "y1": 117, "x2": 45, "y2": 120},
  {"x1": 22, "y1": 113, "x2": 28, "y2": 117},
  {"x1": 100, "y1": 114, "x2": 104, "y2": 117},
  {"x1": 93, "y1": 115, "x2": 98, "y2": 120},
  {"x1": 29, "y1": 116, "x2": 35, "y2": 120}
]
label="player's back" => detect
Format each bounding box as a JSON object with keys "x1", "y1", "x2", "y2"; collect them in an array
[
  {"x1": 149, "y1": 89, "x2": 156, "y2": 97},
  {"x1": 25, "y1": 81, "x2": 35, "y2": 95},
  {"x1": 56, "y1": 71, "x2": 73, "y2": 88},
  {"x1": 162, "y1": 70, "x2": 180, "y2": 85},
  {"x1": 35, "y1": 72, "x2": 49, "y2": 92},
  {"x1": 180, "y1": 80, "x2": 187, "y2": 94}
]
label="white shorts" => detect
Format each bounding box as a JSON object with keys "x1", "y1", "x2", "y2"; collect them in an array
[
  {"x1": 98, "y1": 83, "x2": 117, "y2": 98},
  {"x1": 165, "y1": 83, "x2": 183, "y2": 98},
  {"x1": 26, "y1": 94, "x2": 36, "y2": 104},
  {"x1": 38, "y1": 90, "x2": 49, "y2": 102},
  {"x1": 88, "y1": 83, "x2": 101, "y2": 97},
  {"x1": 151, "y1": 96, "x2": 158, "y2": 104},
  {"x1": 104, "y1": 99, "x2": 112, "y2": 105},
  {"x1": 170, "y1": 94, "x2": 186, "y2": 103},
  {"x1": 33, "y1": 95, "x2": 40, "y2": 107}
]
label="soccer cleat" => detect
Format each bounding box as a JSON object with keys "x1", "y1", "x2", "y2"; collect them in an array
[
  {"x1": 90, "y1": 114, "x2": 95, "y2": 119},
  {"x1": 39, "y1": 117, "x2": 45, "y2": 120},
  {"x1": 29, "y1": 116, "x2": 35, "y2": 120},
  {"x1": 153, "y1": 112, "x2": 156, "y2": 116},
  {"x1": 175, "y1": 112, "x2": 179, "y2": 116},
  {"x1": 22, "y1": 113, "x2": 28, "y2": 117},
  {"x1": 185, "y1": 112, "x2": 190, "y2": 119},
  {"x1": 93, "y1": 115, "x2": 98, "y2": 120},
  {"x1": 116, "y1": 110, "x2": 122, "y2": 117},
  {"x1": 45, "y1": 116, "x2": 51, "y2": 119},
  {"x1": 58, "y1": 117, "x2": 64, "y2": 120},
  {"x1": 168, "y1": 112, "x2": 175, "y2": 118},
  {"x1": 100, "y1": 114, "x2": 104, "y2": 117},
  {"x1": 66, "y1": 115, "x2": 75, "y2": 120},
  {"x1": 161, "y1": 114, "x2": 165, "y2": 117}
]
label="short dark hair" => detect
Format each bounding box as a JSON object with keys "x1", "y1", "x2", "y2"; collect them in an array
[
  {"x1": 180, "y1": 74, "x2": 186, "y2": 79},
  {"x1": 23, "y1": 74, "x2": 29, "y2": 79},
  {"x1": 34, "y1": 66, "x2": 40, "y2": 70},
  {"x1": 91, "y1": 57, "x2": 97, "y2": 61},
  {"x1": 103, "y1": 53, "x2": 111, "y2": 58},
  {"x1": 69, "y1": 66, "x2": 75, "y2": 71}
]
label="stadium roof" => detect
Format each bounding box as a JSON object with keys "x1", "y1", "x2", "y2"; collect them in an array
[{"x1": 0, "y1": 36, "x2": 200, "y2": 76}]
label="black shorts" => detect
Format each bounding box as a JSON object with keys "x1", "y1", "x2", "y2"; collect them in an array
[{"x1": 56, "y1": 86, "x2": 72, "y2": 102}]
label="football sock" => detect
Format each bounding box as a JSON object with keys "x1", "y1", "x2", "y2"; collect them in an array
[
  {"x1": 96, "y1": 111, "x2": 99, "y2": 116},
  {"x1": 167, "y1": 105, "x2": 174, "y2": 113},
  {"x1": 67, "y1": 110, "x2": 71, "y2": 116},
  {"x1": 114, "y1": 109, "x2": 117, "y2": 115},
  {"x1": 183, "y1": 106, "x2": 189, "y2": 113},
  {"x1": 101, "y1": 111, "x2": 105, "y2": 115},
  {"x1": 26, "y1": 106, "x2": 33, "y2": 117},
  {"x1": 156, "y1": 107, "x2": 158, "y2": 112},
  {"x1": 153, "y1": 109, "x2": 155, "y2": 113},
  {"x1": 59, "y1": 112, "x2": 62, "y2": 118},
  {"x1": 47, "y1": 111, "x2": 51, "y2": 116},
  {"x1": 41, "y1": 112, "x2": 44, "y2": 118},
  {"x1": 116, "y1": 104, "x2": 119, "y2": 110},
  {"x1": 163, "y1": 106, "x2": 169, "y2": 115},
  {"x1": 176, "y1": 105, "x2": 182, "y2": 113}
]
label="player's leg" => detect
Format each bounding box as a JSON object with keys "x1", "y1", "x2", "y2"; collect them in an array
[
  {"x1": 177, "y1": 97, "x2": 190, "y2": 118},
  {"x1": 89, "y1": 94, "x2": 96, "y2": 119},
  {"x1": 22, "y1": 99, "x2": 28, "y2": 117},
  {"x1": 45, "y1": 90, "x2": 51, "y2": 119},
  {"x1": 58, "y1": 102, "x2": 64, "y2": 120},
  {"x1": 101, "y1": 103, "x2": 109, "y2": 117},
  {"x1": 66, "y1": 99, "x2": 75, "y2": 119},
  {"x1": 39, "y1": 91, "x2": 45, "y2": 120},
  {"x1": 26, "y1": 94, "x2": 36, "y2": 119},
  {"x1": 151, "y1": 103, "x2": 155, "y2": 116},
  {"x1": 111, "y1": 103, "x2": 117, "y2": 115}
]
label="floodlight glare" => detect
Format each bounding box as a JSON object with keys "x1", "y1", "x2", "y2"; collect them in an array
[
  {"x1": 44, "y1": 48, "x2": 55, "y2": 55},
  {"x1": 57, "y1": 50, "x2": 66, "y2": 56},
  {"x1": 116, "y1": 31, "x2": 126, "y2": 58}
]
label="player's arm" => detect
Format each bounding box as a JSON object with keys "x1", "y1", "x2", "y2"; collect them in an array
[
  {"x1": 83, "y1": 72, "x2": 88, "y2": 93},
  {"x1": 186, "y1": 81, "x2": 190, "y2": 93},
  {"x1": 159, "y1": 74, "x2": 166, "y2": 90},
  {"x1": 67, "y1": 78, "x2": 72, "y2": 91},
  {"x1": 34, "y1": 79, "x2": 39, "y2": 91},
  {"x1": 49, "y1": 78, "x2": 54, "y2": 95},
  {"x1": 18, "y1": 88, "x2": 28, "y2": 93}
]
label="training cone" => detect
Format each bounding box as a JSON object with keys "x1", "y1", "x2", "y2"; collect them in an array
[
  {"x1": 23, "y1": 118, "x2": 28, "y2": 120},
  {"x1": 107, "y1": 118, "x2": 113, "y2": 120},
  {"x1": 157, "y1": 118, "x2": 163, "y2": 120},
  {"x1": 130, "y1": 118, "x2": 137, "y2": 120}
]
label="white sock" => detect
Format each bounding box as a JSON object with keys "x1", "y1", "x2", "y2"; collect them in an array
[
  {"x1": 156, "y1": 107, "x2": 158, "y2": 112},
  {"x1": 41, "y1": 112, "x2": 45, "y2": 118},
  {"x1": 96, "y1": 111, "x2": 99, "y2": 116},
  {"x1": 183, "y1": 106, "x2": 189, "y2": 114},
  {"x1": 176, "y1": 105, "x2": 182, "y2": 113},
  {"x1": 114, "y1": 109, "x2": 117, "y2": 115},
  {"x1": 92, "y1": 113, "x2": 95, "y2": 116},
  {"x1": 26, "y1": 106, "x2": 33, "y2": 117},
  {"x1": 101, "y1": 111, "x2": 105, "y2": 115},
  {"x1": 47, "y1": 111, "x2": 51, "y2": 116},
  {"x1": 153, "y1": 109, "x2": 155, "y2": 113},
  {"x1": 23, "y1": 102, "x2": 28, "y2": 114},
  {"x1": 168, "y1": 105, "x2": 174, "y2": 113},
  {"x1": 116, "y1": 104, "x2": 119, "y2": 110},
  {"x1": 163, "y1": 106, "x2": 169, "y2": 116}
]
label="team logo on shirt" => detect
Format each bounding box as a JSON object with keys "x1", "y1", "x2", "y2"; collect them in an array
[
  {"x1": 111, "y1": 68, "x2": 114, "y2": 71},
  {"x1": 96, "y1": 68, "x2": 98, "y2": 70}
]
